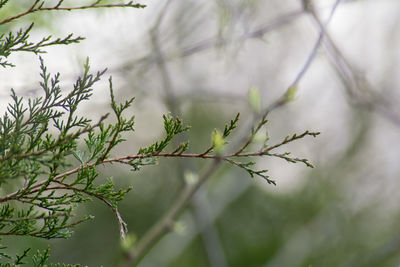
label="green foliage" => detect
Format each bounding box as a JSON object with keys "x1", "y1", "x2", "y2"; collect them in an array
[
  {"x1": 0, "y1": 0, "x2": 320, "y2": 265},
  {"x1": 0, "y1": 245, "x2": 78, "y2": 267},
  {"x1": 236, "y1": 161, "x2": 273, "y2": 185},
  {"x1": 0, "y1": 23, "x2": 83, "y2": 67},
  {"x1": 223, "y1": 113, "x2": 240, "y2": 138},
  {"x1": 138, "y1": 114, "x2": 190, "y2": 156},
  {"x1": 0, "y1": 0, "x2": 10, "y2": 9},
  {"x1": 0, "y1": 56, "x2": 124, "y2": 242}
]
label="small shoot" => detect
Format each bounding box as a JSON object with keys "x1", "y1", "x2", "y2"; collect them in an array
[
  {"x1": 248, "y1": 86, "x2": 262, "y2": 113},
  {"x1": 138, "y1": 114, "x2": 190, "y2": 156},
  {"x1": 284, "y1": 84, "x2": 298, "y2": 103},
  {"x1": 212, "y1": 129, "x2": 225, "y2": 155}
]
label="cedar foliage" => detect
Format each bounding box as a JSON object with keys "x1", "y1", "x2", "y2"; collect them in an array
[{"x1": 0, "y1": 1, "x2": 318, "y2": 265}]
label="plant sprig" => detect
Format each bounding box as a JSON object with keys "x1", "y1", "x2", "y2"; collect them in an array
[
  {"x1": 0, "y1": 65, "x2": 319, "y2": 244},
  {"x1": 0, "y1": 23, "x2": 84, "y2": 68},
  {"x1": 0, "y1": 0, "x2": 146, "y2": 26},
  {"x1": 0, "y1": 1, "x2": 322, "y2": 264}
]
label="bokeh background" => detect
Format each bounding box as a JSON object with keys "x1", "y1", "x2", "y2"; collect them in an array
[{"x1": 1, "y1": 0, "x2": 400, "y2": 266}]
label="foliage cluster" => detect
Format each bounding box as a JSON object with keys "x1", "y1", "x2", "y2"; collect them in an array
[{"x1": 0, "y1": 1, "x2": 319, "y2": 265}]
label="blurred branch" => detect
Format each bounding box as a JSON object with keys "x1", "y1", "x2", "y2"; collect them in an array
[
  {"x1": 124, "y1": 160, "x2": 222, "y2": 265},
  {"x1": 305, "y1": 0, "x2": 400, "y2": 126},
  {"x1": 231, "y1": 0, "x2": 342, "y2": 156},
  {"x1": 148, "y1": 2, "x2": 228, "y2": 265},
  {"x1": 118, "y1": 1, "x2": 356, "y2": 74},
  {"x1": 119, "y1": 8, "x2": 306, "y2": 72},
  {"x1": 191, "y1": 187, "x2": 229, "y2": 267},
  {"x1": 290, "y1": 0, "x2": 342, "y2": 88},
  {"x1": 149, "y1": 0, "x2": 179, "y2": 114}
]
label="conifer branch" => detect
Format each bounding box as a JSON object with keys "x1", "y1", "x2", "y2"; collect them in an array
[
  {"x1": 0, "y1": 1, "x2": 146, "y2": 25},
  {"x1": 0, "y1": 0, "x2": 326, "y2": 265}
]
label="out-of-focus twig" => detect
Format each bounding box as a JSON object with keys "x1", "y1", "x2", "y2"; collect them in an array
[
  {"x1": 118, "y1": 8, "x2": 305, "y2": 72},
  {"x1": 290, "y1": 0, "x2": 342, "y2": 88},
  {"x1": 305, "y1": 0, "x2": 400, "y2": 126},
  {"x1": 123, "y1": 160, "x2": 222, "y2": 265},
  {"x1": 231, "y1": 0, "x2": 342, "y2": 155}
]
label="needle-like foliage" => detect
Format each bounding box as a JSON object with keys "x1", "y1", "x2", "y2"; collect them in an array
[{"x1": 0, "y1": 1, "x2": 320, "y2": 265}]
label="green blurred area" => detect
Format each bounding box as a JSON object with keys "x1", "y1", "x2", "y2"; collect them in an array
[{"x1": 2, "y1": 0, "x2": 400, "y2": 266}]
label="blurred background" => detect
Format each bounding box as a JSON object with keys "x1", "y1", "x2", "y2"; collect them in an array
[{"x1": 1, "y1": 0, "x2": 400, "y2": 266}]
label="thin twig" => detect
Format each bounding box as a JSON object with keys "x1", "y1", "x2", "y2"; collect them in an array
[
  {"x1": 231, "y1": 0, "x2": 341, "y2": 156},
  {"x1": 51, "y1": 180, "x2": 128, "y2": 239},
  {"x1": 118, "y1": 8, "x2": 305, "y2": 72},
  {"x1": 306, "y1": 0, "x2": 400, "y2": 126},
  {"x1": 0, "y1": 128, "x2": 319, "y2": 204},
  {"x1": 289, "y1": 0, "x2": 342, "y2": 88},
  {"x1": 0, "y1": 1, "x2": 146, "y2": 25}
]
